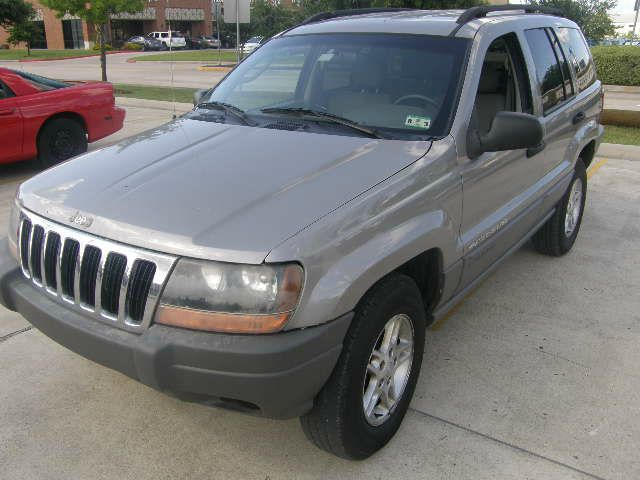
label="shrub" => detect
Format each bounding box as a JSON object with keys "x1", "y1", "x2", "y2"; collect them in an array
[
  {"x1": 0, "y1": 44, "x2": 9, "y2": 50},
  {"x1": 92, "y1": 43, "x2": 113, "y2": 51},
  {"x1": 122, "y1": 42, "x2": 142, "y2": 51},
  {"x1": 592, "y1": 46, "x2": 640, "y2": 86}
]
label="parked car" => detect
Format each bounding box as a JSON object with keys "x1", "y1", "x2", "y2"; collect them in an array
[
  {"x1": 0, "y1": 7, "x2": 603, "y2": 460},
  {"x1": 198, "y1": 35, "x2": 221, "y2": 49},
  {"x1": 242, "y1": 35, "x2": 263, "y2": 54},
  {"x1": 0, "y1": 68, "x2": 124, "y2": 166},
  {"x1": 147, "y1": 31, "x2": 186, "y2": 50},
  {"x1": 125, "y1": 35, "x2": 163, "y2": 51}
]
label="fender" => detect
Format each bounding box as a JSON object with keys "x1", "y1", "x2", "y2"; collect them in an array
[{"x1": 266, "y1": 137, "x2": 463, "y2": 330}]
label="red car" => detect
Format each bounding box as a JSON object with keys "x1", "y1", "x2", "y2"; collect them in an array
[{"x1": 0, "y1": 68, "x2": 125, "y2": 166}]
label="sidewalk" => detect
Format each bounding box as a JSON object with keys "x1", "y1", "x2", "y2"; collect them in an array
[{"x1": 598, "y1": 142, "x2": 640, "y2": 161}]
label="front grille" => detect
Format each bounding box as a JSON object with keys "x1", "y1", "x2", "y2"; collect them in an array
[{"x1": 17, "y1": 209, "x2": 176, "y2": 333}]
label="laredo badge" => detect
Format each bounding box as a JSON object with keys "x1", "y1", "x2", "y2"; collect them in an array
[{"x1": 404, "y1": 115, "x2": 431, "y2": 130}]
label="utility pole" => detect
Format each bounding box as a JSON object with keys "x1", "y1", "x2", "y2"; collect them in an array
[
  {"x1": 235, "y1": 0, "x2": 240, "y2": 63},
  {"x1": 634, "y1": 0, "x2": 639, "y2": 40}
]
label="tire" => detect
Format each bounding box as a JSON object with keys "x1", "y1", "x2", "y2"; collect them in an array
[
  {"x1": 300, "y1": 273, "x2": 426, "y2": 460},
  {"x1": 533, "y1": 159, "x2": 587, "y2": 256},
  {"x1": 37, "y1": 117, "x2": 87, "y2": 168}
]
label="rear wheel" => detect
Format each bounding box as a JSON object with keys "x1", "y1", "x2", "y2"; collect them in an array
[
  {"x1": 533, "y1": 159, "x2": 587, "y2": 256},
  {"x1": 37, "y1": 117, "x2": 87, "y2": 167},
  {"x1": 300, "y1": 273, "x2": 426, "y2": 459}
]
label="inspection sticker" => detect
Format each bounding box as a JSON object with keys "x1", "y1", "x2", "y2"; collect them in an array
[{"x1": 404, "y1": 115, "x2": 431, "y2": 130}]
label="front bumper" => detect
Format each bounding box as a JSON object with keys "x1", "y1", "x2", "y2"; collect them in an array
[{"x1": 0, "y1": 241, "x2": 351, "y2": 418}]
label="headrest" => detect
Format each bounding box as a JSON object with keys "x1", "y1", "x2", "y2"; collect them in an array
[
  {"x1": 352, "y1": 56, "x2": 384, "y2": 90},
  {"x1": 478, "y1": 62, "x2": 506, "y2": 94}
]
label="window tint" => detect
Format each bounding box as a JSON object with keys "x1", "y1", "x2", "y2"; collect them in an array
[
  {"x1": 0, "y1": 81, "x2": 13, "y2": 100},
  {"x1": 525, "y1": 28, "x2": 566, "y2": 114},
  {"x1": 207, "y1": 33, "x2": 470, "y2": 138},
  {"x1": 555, "y1": 27, "x2": 597, "y2": 92},
  {"x1": 547, "y1": 28, "x2": 574, "y2": 99}
]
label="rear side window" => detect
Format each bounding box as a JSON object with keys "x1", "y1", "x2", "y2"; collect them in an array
[
  {"x1": 525, "y1": 28, "x2": 568, "y2": 114},
  {"x1": 555, "y1": 27, "x2": 597, "y2": 92},
  {"x1": 0, "y1": 81, "x2": 14, "y2": 99}
]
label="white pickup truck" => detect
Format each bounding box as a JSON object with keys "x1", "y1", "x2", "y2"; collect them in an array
[{"x1": 146, "y1": 31, "x2": 186, "y2": 50}]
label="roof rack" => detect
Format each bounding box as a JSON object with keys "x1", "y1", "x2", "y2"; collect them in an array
[
  {"x1": 455, "y1": 5, "x2": 563, "y2": 25},
  {"x1": 300, "y1": 8, "x2": 418, "y2": 26}
]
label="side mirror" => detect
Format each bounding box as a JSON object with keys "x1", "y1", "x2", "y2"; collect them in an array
[
  {"x1": 193, "y1": 89, "x2": 208, "y2": 106},
  {"x1": 467, "y1": 111, "x2": 544, "y2": 159}
]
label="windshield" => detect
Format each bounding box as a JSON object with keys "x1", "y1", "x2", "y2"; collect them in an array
[{"x1": 206, "y1": 33, "x2": 469, "y2": 139}]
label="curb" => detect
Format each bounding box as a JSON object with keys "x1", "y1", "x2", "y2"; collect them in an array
[
  {"x1": 602, "y1": 109, "x2": 640, "y2": 128},
  {"x1": 198, "y1": 64, "x2": 234, "y2": 72},
  {"x1": 19, "y1": 51, "x2": 131, "y2": 62},
  {"x1": 603, "y1": 84, "x2": 640, "y2": 94}
]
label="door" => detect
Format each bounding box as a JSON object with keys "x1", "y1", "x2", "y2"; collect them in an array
[
  {"x1": 0, "y1": 82, "x2": 23, "y2": 163},
  {"x1": 459, "y1": 33, "x2": 545, "y2": 286},
  {"x1": 523, "y1": 28, "x2": 577, "y2": 179}
]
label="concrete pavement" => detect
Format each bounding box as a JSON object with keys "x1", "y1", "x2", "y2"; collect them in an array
[{"x1": 0, "y1": 98, "x2": 639, "y2": 479}]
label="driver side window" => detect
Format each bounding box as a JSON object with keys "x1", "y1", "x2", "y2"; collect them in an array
[
  {"x1": 0, "y1": 81, "x2": 13, "y2": 100},
  {"x1": 473, "y1": 33, "x2": 533, "y2": 134}
]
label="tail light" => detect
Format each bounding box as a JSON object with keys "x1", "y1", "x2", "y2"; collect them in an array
[{"x1": 596, "y1": 88, "x2": 604, "y2": 124}]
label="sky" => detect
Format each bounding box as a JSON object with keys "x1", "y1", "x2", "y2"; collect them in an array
[{"x1": 614, "y1": 0, "x2": 637, "y2": 13}]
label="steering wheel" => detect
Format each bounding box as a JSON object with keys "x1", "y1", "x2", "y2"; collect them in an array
[{"x1": 393, "y1": 94, "x2": 440, "y2": 112}]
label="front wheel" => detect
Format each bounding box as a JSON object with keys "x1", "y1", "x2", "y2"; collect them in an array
[
  {"x1": 300, "y1": 273, "x2": 426, "y2": 459},
  {"x1": 533, "y1": 159, "x2": 587, "y2": 256}
]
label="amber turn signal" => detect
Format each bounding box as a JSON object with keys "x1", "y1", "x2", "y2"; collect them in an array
[{"x1": 155, "y1": 305, "x2": 292, "y2": 334}]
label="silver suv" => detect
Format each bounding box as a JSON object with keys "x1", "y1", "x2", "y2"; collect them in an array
[{"x1": 0, "y1": 7, "x2": 603, "y2": 459}]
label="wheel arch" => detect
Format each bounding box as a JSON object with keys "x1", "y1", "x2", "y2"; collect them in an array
[{"x1": 578, "y1": 139, "x2": 596, "y2": 169}]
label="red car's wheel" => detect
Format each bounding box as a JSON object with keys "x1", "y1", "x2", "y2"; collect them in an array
[{"x1": 37, "y1": 118, "x2": 87, "y2": 167}]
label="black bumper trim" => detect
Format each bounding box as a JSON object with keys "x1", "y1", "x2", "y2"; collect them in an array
[{"x1": 0, "y1": 239, "x2": 352, "y2": 418}]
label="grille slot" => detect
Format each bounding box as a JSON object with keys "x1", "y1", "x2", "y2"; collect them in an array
[
  {"x1": 16, "y1": 211, "x2": 175, "y2": 333},
  {"x1": 126, "y1": 260, "x2": 157, "y2": 324},
  {"x1": 44, "y1": 232, "x2": 61, "y2": 289},
  {"x1": 79, "y1": 246, "x2": 101, "y2": 306},
  {"x1": 61, "y1": 239, "x2": 79, "y2": 297},
  {"x1": 101, "y1": 253, "x2": 127, "y2": 316},
  {"x1": 30, "y1": 225, "x2": 45, "y2": 282},
  {"x1": 19, "y1": 219, "x2": 31, "y2": 272}
]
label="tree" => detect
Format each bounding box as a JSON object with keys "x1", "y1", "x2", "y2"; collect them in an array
[
  {"x1": 7, "y1": 20, "x2": 42, "y2": 56},
  {"x1": 41, "y1": 0, "x2": 145, "y2": 81},
  {"x1": 530, "y1": 0, "x2": 617, "y2": 41},
  {"x1": 0, "y1": 0, "x2": 35, "y2": 28}
]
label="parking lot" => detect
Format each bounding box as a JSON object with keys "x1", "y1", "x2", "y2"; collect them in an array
[{"x1": 0, "y1": 98, "x2": 637, "y2": 479}]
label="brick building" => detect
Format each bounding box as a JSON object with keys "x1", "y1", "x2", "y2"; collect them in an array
[{"x1": 0, "y1": 0, "x2": 214, "y2": 49}]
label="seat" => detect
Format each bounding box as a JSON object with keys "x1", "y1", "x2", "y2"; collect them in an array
[
  {"x1": 474, "y1": 62, "x2": 508, "y2": 133},
  {"x1": 327, "y1": 56, "x2": 390, "y2": 116}
]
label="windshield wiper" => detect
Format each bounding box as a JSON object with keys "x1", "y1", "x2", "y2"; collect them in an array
[
  {"x1": 196, "y1": 101, "x2": 255, "y2": 126},
  {"x1": 260, "y1": 107, "x2": 387, "y2": 139}
]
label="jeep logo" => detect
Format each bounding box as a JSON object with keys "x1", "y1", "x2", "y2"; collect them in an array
[{"x1": 69, "y1": 212, "x2": 93, "y2": 228}]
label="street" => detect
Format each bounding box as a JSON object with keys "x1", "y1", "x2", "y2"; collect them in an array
[
  {"x1": 0, "y1": 99, "x2": 638, "y2": 479},
  {"x1": 0, "y1": 52, "x2": 228, "y2": 89}
]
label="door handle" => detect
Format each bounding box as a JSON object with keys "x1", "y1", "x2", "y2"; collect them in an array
[
  {"x1": 572, "y1": 111, "x2": 586, "y2": 125},
  {"x1": 527, "y1": 141, "x2": 546, "y2": 158},
  {"x1": 0, "y1": 108, "x2": 15, "y2": 116}
]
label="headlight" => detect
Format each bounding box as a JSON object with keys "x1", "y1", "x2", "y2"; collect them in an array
[
  {"x1": 7, "y1": 199, "x2": 20, "y2": 261},
  {"x1": 155, "y1": 259, "x2": 304, "y2": 334}
]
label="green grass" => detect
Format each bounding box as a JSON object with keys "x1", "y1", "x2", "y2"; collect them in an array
[
  {"x1": 135, "y1": 50, "x2": 240, "y2": 63},
  {"x1": 0, "y1": 49, "x2": 101, "y2": 60},
  {"x1": 603, "y1": 125, "x2": 640, "y2": 146},
  {"x1": 114, "y1": 84, "x2": 197, "y2": 104}
]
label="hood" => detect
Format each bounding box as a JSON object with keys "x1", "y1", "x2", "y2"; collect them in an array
[{"x1": 19, "y1": 118, "x2": 431, "y2": 264}]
